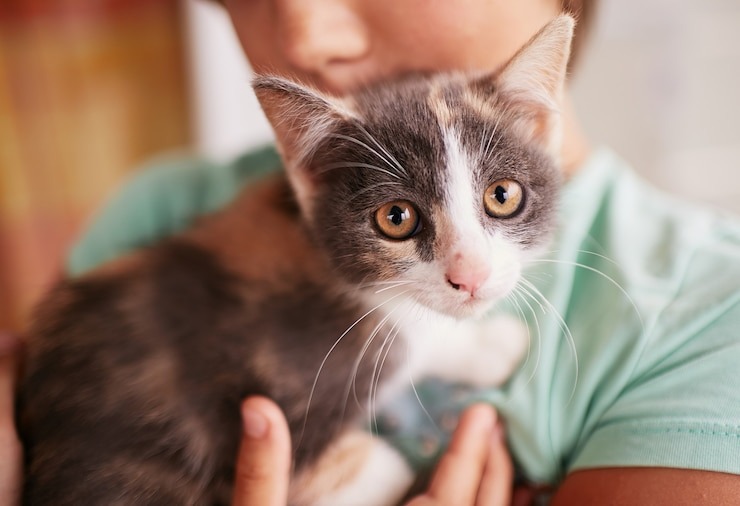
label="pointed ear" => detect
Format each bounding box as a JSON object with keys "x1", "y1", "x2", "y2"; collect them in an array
[
  {"x1": 253, "y1": 75, "x2": 353, "y2": 165},
  {"x1": 494, "y1": 15, "x2": 575, "y2": 158},
  {"x1": 253, "y1": 76, "x2": 354, "y2": 215}
]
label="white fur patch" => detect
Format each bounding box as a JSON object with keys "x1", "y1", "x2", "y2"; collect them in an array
[
  {"x1": 315, "y1": 438, "x2": 414, "y2": 506},
  {"x1": 442, "y1": 128, "x2": 481, "y2": 246}
]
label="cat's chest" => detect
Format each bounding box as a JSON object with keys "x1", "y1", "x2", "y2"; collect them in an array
[{"x1": 375, "y1": 303, "x2": 529, "y2": 403}]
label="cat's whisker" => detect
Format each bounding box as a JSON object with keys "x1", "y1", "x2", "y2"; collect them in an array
[
  {"x1": 318, "y1": 161, "x2": 403, "y2": 180},
  {"x1": 297, "y1": 289, "x2": 411, "y2": 454},
  {"x1": 369, "y1": 316, "x2": 404, "y2": 436},
  {"x1": 338, "y1": 306, "x2": 398, "y2": 426},
  {"x1": 405, "y1": 303, "x2": 440, "y2": 433},
  {"x1": 361, "y1": 280, "x2": 414, "y2": 286},
  {"x1": 518, "y1": 278, "x2": 579, "y2": 403},
  {"x1": 515, "y1": 278, "x2": 547, "y2": 314},
  {"x1": 354, "y1": 123, "x2": 409, "y2": 178},
  {"x1": 510, "y1": 286, "x2": 544, "y2": 392},
  {"x1": 482, "y1": 102, "x2": 510, "y2": 162},
  {"x1": 540, "y1": 248, "x2": 619, "y2": 267},
  {"x1": 349, "y1": 181, "x2": 406, "y2": 203},
  {"x1": 528, "y1": 258, "x2": 645, "y2": 332},
  {"x1": 504, "y1": 290, "x2": 532, "y2": 375},
  {"x1": 328, "y1": 133, "x2": 407, "y2": 180},
  {"x1": 373, "y1": 281, "x2": 418, "y2": 294},
  {"x1": 341, "y1": 280, "x2": 418, "y2": 299}
]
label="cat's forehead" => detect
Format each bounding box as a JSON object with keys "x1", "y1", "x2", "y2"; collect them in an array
[
  {"x1": 352, "y1": 75, "x2": 481, "y2": 134},
  {"x1": 341, "y1": 75, "x2": 539, "y2": 186}
]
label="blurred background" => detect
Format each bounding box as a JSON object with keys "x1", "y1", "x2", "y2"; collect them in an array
[{"x1": 1, "y1": 0, "x2": 739, "y2": 332}]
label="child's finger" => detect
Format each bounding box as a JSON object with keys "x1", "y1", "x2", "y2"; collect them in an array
[
  {"x1": 231, "y1": 396, "x2": 292, "y2": 506},
  {"x1": 475, "y1": 422, "x2": 514, "y2": 506},
  {"x1": 424, "y1": 403, "x2": 497, "y2": 505}
]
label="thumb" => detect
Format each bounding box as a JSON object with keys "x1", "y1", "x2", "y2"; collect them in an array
[
  {"x1": 0, "y1": 332, "x2": 22, "y2": 506},
  {"x1": 232, "y1": 396, "x2": 292, "y2": 506}
]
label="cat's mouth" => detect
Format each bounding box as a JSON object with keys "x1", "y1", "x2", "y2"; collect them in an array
[{"x1": 402, "y1": 286, "x2": 501, "y2": 320}]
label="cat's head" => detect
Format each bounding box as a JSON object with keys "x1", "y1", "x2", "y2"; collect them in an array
[{"x1": 254, "y1": 15, "x2": 573, "y2": 319}]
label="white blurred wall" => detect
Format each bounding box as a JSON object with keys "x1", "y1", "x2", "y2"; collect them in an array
[
  {"x1": 572, "y1": 0, "x2": 740, "y2": 213},
  {"x1": 182, "y1": 0, "x2": 273, "y2": 159},
  {"x1": 184, "y1": 0, "x2": 740, "y2": 213}
]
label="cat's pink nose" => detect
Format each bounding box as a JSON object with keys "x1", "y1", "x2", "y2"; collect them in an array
[{"x1": 446, "y1": 256, "x2": 491, "y2": 296}]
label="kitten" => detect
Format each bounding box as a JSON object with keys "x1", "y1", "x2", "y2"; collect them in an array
[{"x1": 19, "y1": 15, "x2": 573, "y2": 506}]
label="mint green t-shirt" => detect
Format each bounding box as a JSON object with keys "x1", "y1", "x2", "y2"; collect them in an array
[{"x1": 67, "y1": 146, "x2": 740, "y2": 486}]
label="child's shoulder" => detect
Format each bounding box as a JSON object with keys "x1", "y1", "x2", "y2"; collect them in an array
[
  {"x1": 66, "y1": 146, "x2": 282, "y2": 277},
  {"x1": 566, "y1": 147, "x2": 740, "y2": 296}
]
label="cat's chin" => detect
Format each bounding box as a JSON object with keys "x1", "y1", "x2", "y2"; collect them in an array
[
  {"x1": 361, "y1": 286, "x2": 497, "y2": 322},
  {"x1": 410, "y1": 292, "x2": 499, "y2": 321},
  {"x1": 438, "y1": 298, "x2": 498, "y2": 320}
]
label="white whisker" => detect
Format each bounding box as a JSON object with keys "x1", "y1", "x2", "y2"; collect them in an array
[
  {"x1": 319, "y1": 161, "x2": 403, "y2": 180},
  {"x1": 370, "y1": 317, "x2": 404, "y2": 435},
  {"x1": 528, "y1": 258, "x2": 644, "y2": 331},
  {"x1": 338, "y1": 306, "x2": 399, "y2": 427},
  {"x1": 510, "y1": 286, "x2": 543, "y2": 392},
  {"x1": 374, "y1": 281, "x2": 418, "y2": 294},
  {"x1": 296, "y1": 289, "x2": 411, "y2": 453},
  {"x1": 519, "y1": 278, "x2": 579, "y2": 403},
  {"x1": 354, "y1": 123, "x2": 409, "y2": 178},
  {"x1": 505, "y1": 290, "x2": 532, "y2": 373},
  {"x1": 405, "y1": 326, "x2": 440, "y2": 432},
  {"x1": 329, "y1": 133, "x2": 407, "y2": 180}
]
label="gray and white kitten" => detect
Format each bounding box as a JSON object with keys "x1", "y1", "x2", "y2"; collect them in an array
[{"x1": 20, "y1": 16, "x2": 572, "y2": 506}]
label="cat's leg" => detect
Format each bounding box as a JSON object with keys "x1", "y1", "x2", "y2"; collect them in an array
[
  {"x1": 406, "y1": 313, "x2": 528, "y2": 387},
  {"x1": 290, "y1": 430, "x2": 414, "y2": 506}
]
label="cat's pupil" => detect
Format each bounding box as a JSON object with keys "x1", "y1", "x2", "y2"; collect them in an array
[
  {"x1": 494, "y1": 186, "x2": 508, "y2": 204},
  {"x1": 388, "y1": 205, "x2": 409, "y2": 226}
]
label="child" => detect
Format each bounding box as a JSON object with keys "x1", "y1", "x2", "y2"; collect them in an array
[{"x1": 8, "y1": 0, "x2": 740, "y2": 503}]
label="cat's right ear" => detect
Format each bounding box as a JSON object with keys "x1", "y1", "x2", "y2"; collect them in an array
[
  {"x1": 483, "y1": 15, "x2": 575, "y2": 161},
  {"x1": 253, "y1": 76, "x2": 354, "y2": 212}
]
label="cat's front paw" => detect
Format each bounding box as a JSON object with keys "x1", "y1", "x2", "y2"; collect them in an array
[
  {"x1": 408, "y1": 313, "x2": 528, "y2": 388},
  {"x1": 290, "y1": 431, "x2": 414, "y2": 506}
]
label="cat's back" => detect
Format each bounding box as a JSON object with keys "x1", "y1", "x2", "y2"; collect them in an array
[
  {"x1": 20, "y1": 237, "x2": 250, "y2": 504},
  {"x1": 19, "y1": 173, "x2": 345, "y2": 504}
]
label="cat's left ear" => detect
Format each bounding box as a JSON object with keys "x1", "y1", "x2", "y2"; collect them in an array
[
  {"x1": 486, "y1": 15, "x2": 575, "y2": 159},
  {"x1": 253, "y1": 76, "x2": 354, "y2": 212}
]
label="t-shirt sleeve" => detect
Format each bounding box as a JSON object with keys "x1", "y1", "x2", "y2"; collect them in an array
[
  {"x1": 66, "y1": 146, "x2": 281, "y2": 277},
  {"x1": 569, "y1": 240, "x2": 740, "y2": 475}
]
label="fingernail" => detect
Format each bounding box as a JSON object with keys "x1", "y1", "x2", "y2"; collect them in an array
[
  {"x1": 472, "y1": 404, "x2": 497, "y2": 430},
  {"x1": 243, "y1": 406, "x2": 269, "y2": 439}
]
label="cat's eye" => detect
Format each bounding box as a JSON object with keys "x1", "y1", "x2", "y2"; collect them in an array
[
  {"x1": 375, "y1": 200, "x2": 421, "y2": 240},
  {"x1": 483, "y1": 179, "x2": 524, "y2": 218}
]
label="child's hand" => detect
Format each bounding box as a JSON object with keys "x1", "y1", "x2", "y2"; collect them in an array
[
  {"x1": 406, "y1": 404, "x2": 513, "y2": 506},
  {"x1": 0, "y1": 332, "x2": 23, "y2": 506},
  {"x1": 232, "y1": 399, "x2": 514, "y2": 506},
  {"x1": 232, "y1": 397, "x2": 293, "y2": 506}
]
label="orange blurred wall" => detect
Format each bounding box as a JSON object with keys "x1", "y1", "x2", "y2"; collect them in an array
[{"x1": 0, "y1": 0, "x2": 193, "y2": 332}]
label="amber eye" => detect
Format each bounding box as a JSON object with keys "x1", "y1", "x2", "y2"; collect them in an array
[
  {"x1": 374, "y1": 200, "x2": 421, "y2": 240},
  {"x1": 483, "y1": 179, "x2": 524, "y2": 218}
]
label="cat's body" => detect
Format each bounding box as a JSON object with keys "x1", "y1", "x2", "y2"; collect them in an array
[
  {"x1": 22, "y1": 176, "x2": 399, "y2": 504},
  {"x1": 20, "y1": 16, "x2": 574, "y2": 505}
]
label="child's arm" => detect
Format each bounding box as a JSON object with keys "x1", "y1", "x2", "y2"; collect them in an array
[{"x1": 553, "y1": 467, "x2": 740, "y2": 504}]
